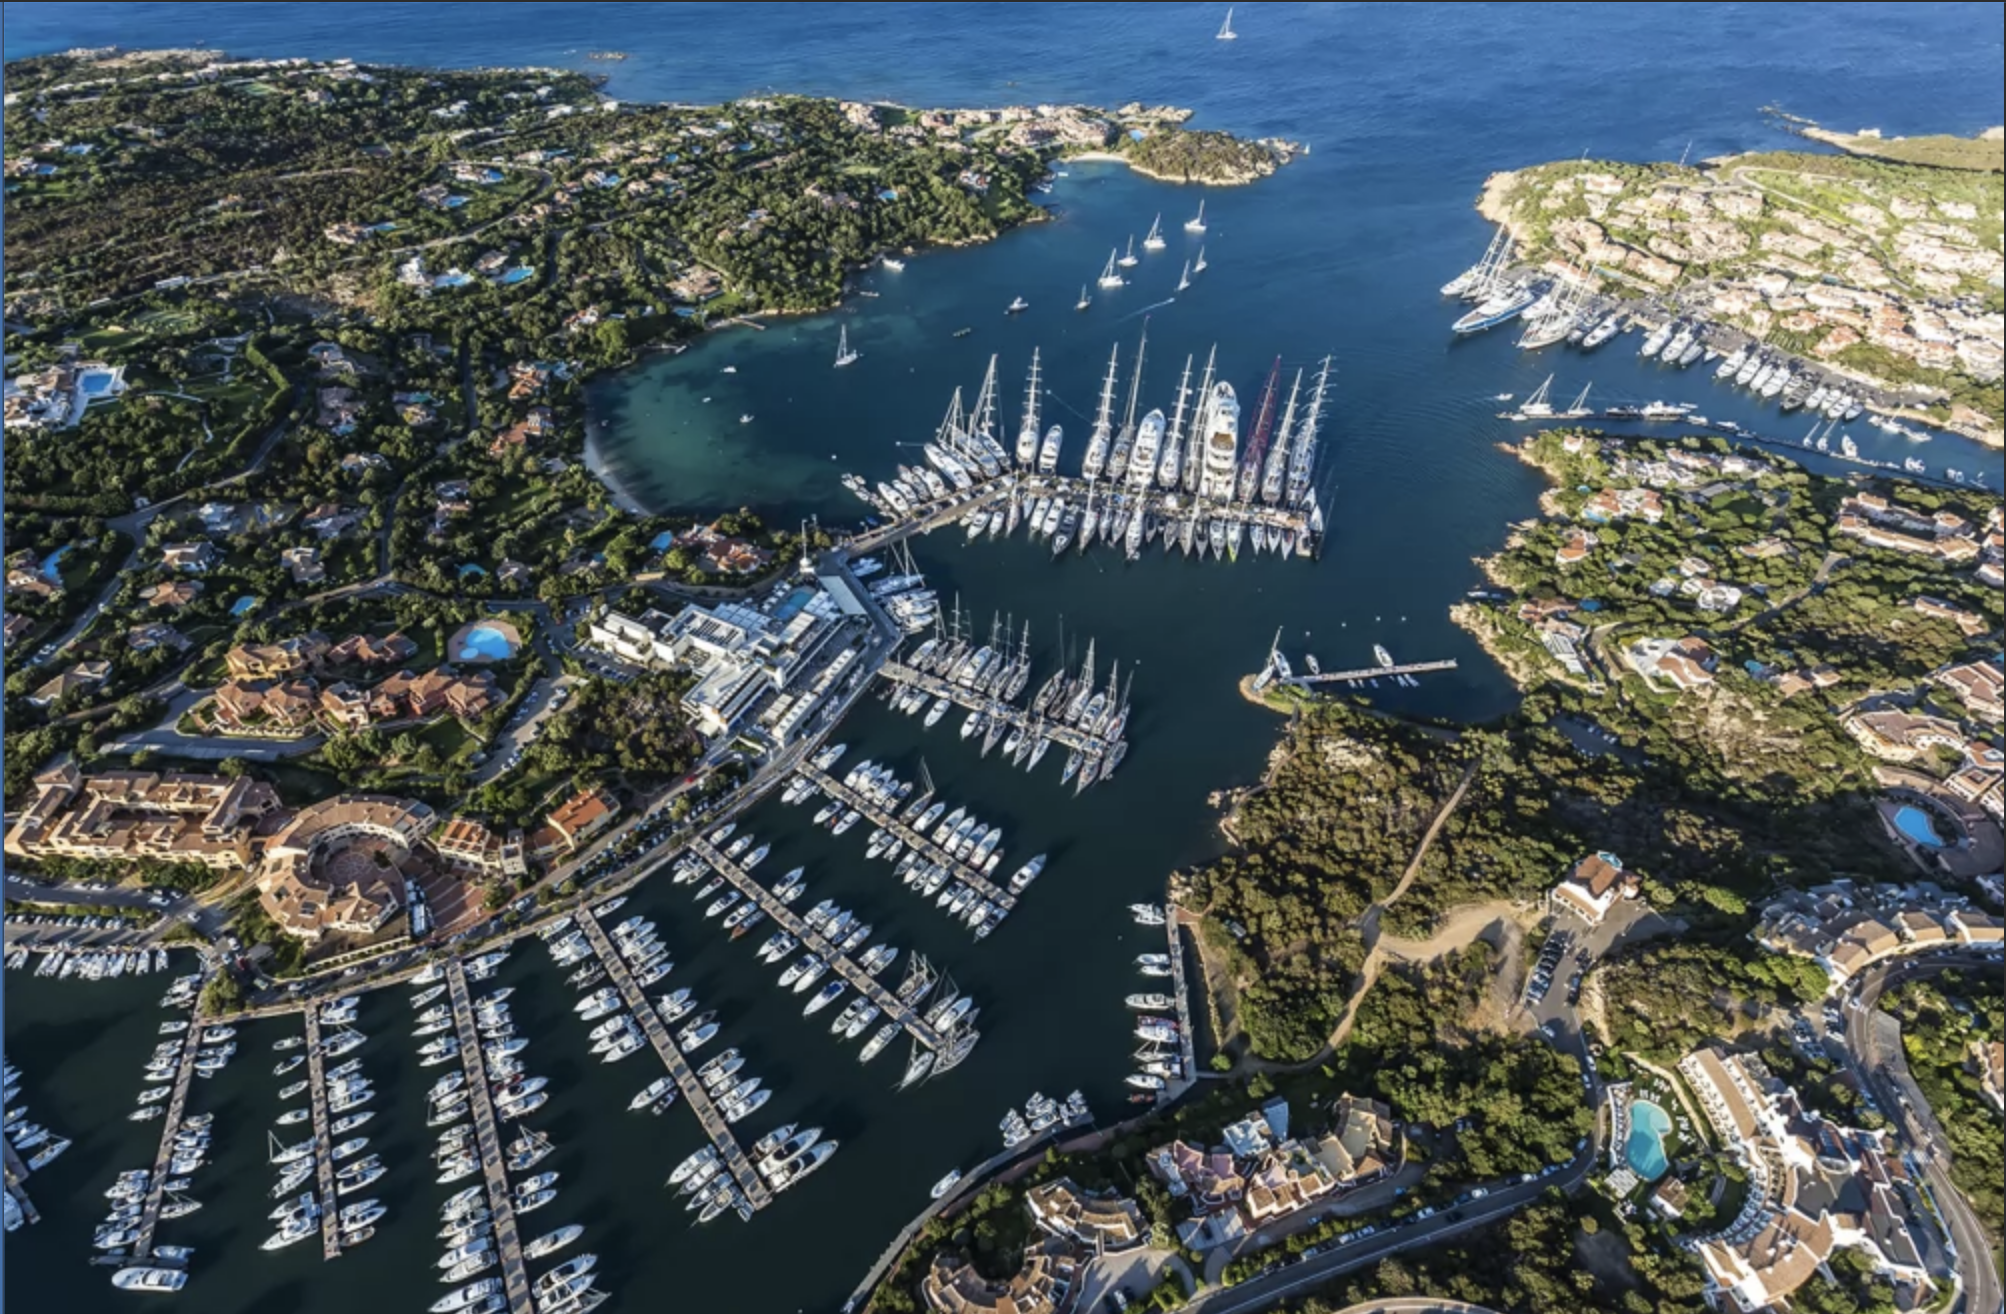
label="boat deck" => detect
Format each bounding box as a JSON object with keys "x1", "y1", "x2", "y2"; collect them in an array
[
  {"x1": 444, "y1": 961, "x2": 534, "y2": 1314},
  {"x1": 573, "y1": 912, "x2": 772, "y2": 1212},
  {"x1": 130, "y1": 1020, "x2": 204, "y2": 1260},
  {"x1": 689, "y1": 836, "x2": 952, "y2": 1056},
  {"x1": 797, "y1": 767, "x2": 1017, "y2": 914},
  {"x1": 300, "y1": 1009, "x2": 343, "y2": 1261}
]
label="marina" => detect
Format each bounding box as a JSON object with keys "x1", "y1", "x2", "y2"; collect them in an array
[
  {"x1": 571, "y1": 910, "x2": 774, "y2": 1213},
  {"x1": 298, "y1": 1009, "x2": 344, "y2": 1261},
  {"x1": 128, "y1": 1017, "x2": 205, "y2": 1263},
  {"x1": 442, "y1": 961, "x2": 535, "y2": 1314},
  {"x1": 795, "y1": 765, "x2": 1021, "y2": 919},
  {"x1": 687, "y1": 836, "x2": 968, "y2": 1066}
]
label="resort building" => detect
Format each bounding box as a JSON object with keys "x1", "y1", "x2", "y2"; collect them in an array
[
  {"x1": 1754, "y1": 885, "x2": 2006, "y2": 986},
  {"x1": 527, "y1": 787, "x2": 621, "y2": 860},
  {"x1": 587, "y1": 592, "x2": 848, "y2": 738},
  {"x1": 328, "y1": 632, "x2": 418, "y2": 667},
  {"x1": 1550, "y1": 852, "x2": 1640, "y2": 925},
  {"x1": 5, "y1": 763, "x2": 289, "y2": 870},
  {"x1": 1933, "y1": 660, "x2": 2004, "y2": 725},
  {"x1": 213, "y1": 678, "x2": 321, "y2": 733},
  {"x1": 256, "y1": 795, "x2": 435, "y2": 941},
  {"x1": 1677, "y1": 1046, "x2": 1936, "y2": 1312},
  {"x1": 430, "y1": 815, "x2": 526, "y2": 879},
  {"x1": 1841, "y1": 709, "x2": 1966, "y2": 762},
  {"x1": 1311, "y1": 1094, "x2": 1400, "y2": 1187},
  {"x1": 920, "y1": 1240, "x2": 1081, "y2": 1314},
  {"x1": 1025, "y1": 1178, "x2": 1144, "y2": 1250},
  {"x1": 1909, "y1": 595, "x2": 1988, "y2": 638},
  {"x1": 226, "y1": 633, "x2": 333, "y2": 680}
]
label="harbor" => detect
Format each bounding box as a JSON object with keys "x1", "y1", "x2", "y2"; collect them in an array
[
  {"x1": 127, "y1": 1016, "x2": 205, "y2": 1263},
  {"x1": 794, "y1": 764, "x2": 1022, "y2": 919},
  {"x1": 297, "y1": 1009, "x2": 343, "y2": 1261},
  {"x1": 441, "y1": 960, "x2": 536, "y2": 1314},
  {"x1": 571, "y1": 909, "x2": 774, "y2": 1213}
]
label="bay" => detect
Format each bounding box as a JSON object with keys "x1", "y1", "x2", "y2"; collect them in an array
[{"x1": 5, "y1": 5, "x2": 2003, "y2": 1314}]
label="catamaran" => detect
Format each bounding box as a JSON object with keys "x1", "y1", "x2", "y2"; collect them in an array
[{"x1": 834, "y1": 324, "x2": 860, "y2": 368}]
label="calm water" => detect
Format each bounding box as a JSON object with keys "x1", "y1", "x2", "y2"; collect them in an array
[{"x1": 5, "y1": 4, "x2": 2003, "y2": 1312}]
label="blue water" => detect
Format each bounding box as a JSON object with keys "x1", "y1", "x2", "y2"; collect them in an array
[
  {"x1": 76, "y1": 368, "x2": 116, "y2": 396},
  {"x1": 771, "y1": 586, "x2": 816, "y2": 622},
  {"x1": 4, "y1": 8, "x2": 2002, "y2": 1314},
  {"x1": 38, "y1": 544, "x2": 70, "y2": 582},
  {"x1": 1894, "y1": 804, "x2": 1947, "y2": 848},
  {"x1": 1626, "y1": 1099, "x2": 1674, "y2": 1181},
  {"x1": 496, "y1": 265, "x2": 535, "y2": 285},
  {"x1": 227, "y1": 594, "x2": 258, "y2": 617},
  {"x1": 457, "y1": 624, "x2": 514, "y2": 661}
]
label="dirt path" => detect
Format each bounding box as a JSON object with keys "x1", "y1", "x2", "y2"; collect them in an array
[{"x1": 1378, "y1": 761, "x2": 1479, "y2": 910}]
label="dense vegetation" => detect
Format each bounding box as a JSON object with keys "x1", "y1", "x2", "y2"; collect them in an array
[
  {"x1": 1599, "y1": 940, "x2": 1828, "y2": 1058},
  {"x1": 1880, "y1": 973, "x2": 2005, "y2": 1248}
]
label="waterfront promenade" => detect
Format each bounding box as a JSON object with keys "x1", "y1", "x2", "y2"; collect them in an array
[
  {"x1": 688, "y1": 836, "x2": 951, "y2": 1054},
  {"x1": 444, "y1": 961, "x2": 533, "y2": 1314},
  {"x1": 798, "y1": 766, "x2": 1018, "y2": 913},
  {"x1": 130, "y1": 1020, "x2": 204, "y2": 1260},
  {"x1": 300, "y1": 1009, "x2": 343, "y2": 1260},
  {"x1": 573, "y1": 910, "x2": 772, "y2": 1211}
]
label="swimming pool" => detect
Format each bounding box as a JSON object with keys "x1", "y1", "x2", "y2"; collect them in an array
[
  {"x1": 77, "y1": 369, "x2": 117, "y2": 397},
  {"x1": 457, "y1": 625, "x2": 515, "y2": 662},
  {"x1": 1625, "y1": 1100, "x2": 1673, "y2": 1181},
  {"x1": 1893, "y1": 805, "x2": 1947, "y2": 849},
  {"x1": 770, "y1": 587, "x2": 815, "y2": 622},
  {"x1": 496, "y1": 266, "x2": 535, "y2": 285},
  {"x1": 229, "y1": 595, "x2": 259, "y2": 618},
  {"x1": 39, "y1": 545, "x2": 70, "y2": 582},
  {"x1": 650, "y1": 530, "x2": 676, "y2": 551}
]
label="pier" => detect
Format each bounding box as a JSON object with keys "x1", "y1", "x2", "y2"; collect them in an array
[
  {"x1": 1268, "y1": 658, "x2": 1459, "y2": 689},
  {"x1": 444, "y1": 961, "x2": 534, "y2": 1314},
  {"x1": 877, "y1": 660, "x2": 1109, "y2": 757},
  {"x1": 1164, "y1": 914, "x2": 1198, "y2": 1101},
  {"x1": 300, "y1": 1009, "x2": 343, "y2": 1260},
  {"x1": 797, "y1": 766, "x2": 1017, "y2": 914},
  {"x1": 1, "y1": 1139, "x2": 39, "y2": 1227},
  {"x1": 130, "y1": 1020, "x2": 204, "y2": 1260},
  {"x1": 689, "y1": 836, "x2": 951, "y2": 1054},
  {"x1": 573, "y1": 911, "x2": 772, "y2": 1211},
  {"x1": 844, "y1": 483, "x2": 1007, "y2": 556}
]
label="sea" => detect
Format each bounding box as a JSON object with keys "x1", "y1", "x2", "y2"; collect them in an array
[{"x1": 3, "y1": 4, "x2": 2002, "y2": 1312}]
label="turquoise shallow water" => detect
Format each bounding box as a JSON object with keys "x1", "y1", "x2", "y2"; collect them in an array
[{"x1": 5, "y1": 5, "x2": 2003, "y2": 1313}]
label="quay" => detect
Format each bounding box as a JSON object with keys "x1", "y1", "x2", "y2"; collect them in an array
[
  {"x1": 797, "y1": 766, "x2": 1017, "y2": 914},
  {"x1": 689, "y1": 836, "x2": 951, "y2": 1055},
  {"x1": 844, "y1": 483, "x2": 1007, "y2": 556},
  {"x1": 1271, "y1": 658, "x2": 1459, "y2": 689},
  {"x1": 572, "y1": 912, "x2": 772, "y2": 1211},
  {"x1": 877, "y1": 660, "x2": 1109, "y2": 757},
  {"x1": 1, "y1": 1139, "x2": 39, "y2": 1227},
  {"x1": 1164, "y1": 914, "x2": 1198, "y2": 1102},
  {"x1": 300, "y1": 1009, "x2": 343, "y2": 1260},
  {"x1": 130, "y1": 1020, "x2": 204, "y2": 1260},
  {"x1": 444, "y1": 961, "x2": 534, "y2": 1314}
]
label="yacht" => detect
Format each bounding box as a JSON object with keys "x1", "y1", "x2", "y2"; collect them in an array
[
  {"x1": 1005, "y1": 296, "x2": 1029, "y2": 315},
  {"x1": 1117, "y1": 235, "x2": 1138, "y2": 268},
  {"x1": 112, "y1": 1267, "x2": 190, "y2": 1293}
]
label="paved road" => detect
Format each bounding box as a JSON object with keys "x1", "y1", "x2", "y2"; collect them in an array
[
  {"x1": 101, "y1": 686, "x2": 326, "y2": 761},
  {"x1": 1841, "y1": 953, "x2": 2003, "y2": 1314}
]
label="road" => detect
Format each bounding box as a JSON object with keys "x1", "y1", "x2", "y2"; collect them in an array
[
  {"x1": 1841, "y1": 953, "x2": 2003, "y2": 1314},
  {"x1": 3, "y1": 875, "x2": 230, "y2": 940},
  {"x1": 99, "y1": 687, "x2": 326, "y2": 761}
]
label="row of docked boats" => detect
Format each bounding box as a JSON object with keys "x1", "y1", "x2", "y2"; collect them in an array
[
  {"x1": 17, "y1": 944, "x2": 172, "y2": 979},
  {"x1": 98, "y1": 976, "x2": 206, "y2": 1291},
  {"x1": 263, "y1": 997, "x2": 387, "y2": 1254},
  {"x1": 998, "y1": 1089, "x2": 1093, "y2": 1151},
  {"x1": 1128, "y1": 914, "x2": 1189, "y2": 1095},
  {"x1": 2, "y1": 1059, "x2": 71, "y2": 1176}
]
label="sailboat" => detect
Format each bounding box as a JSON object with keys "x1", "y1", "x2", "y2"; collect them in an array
[
  {"x1": 1184, "y1": 200, "x2": 1206, "y2": 234},
  {"x1": 1216, "y1": 6, "x2": 1238, "y2": 39},
  {"x1": 834, "y1": 324, "x2": 860, "y2": 368},
  {"x1": 1142, "y1": 214, "x2": 1166, "y2": 251},
  {"x1": 1015, "y1": 350, "x2": 1042, "y2": 468},
  {"x1": 1117, "y1": 236, "x2": 1139, "y2": 268},
  {"x1": 1097, "y1": 249, "x2": 1125, "y2": 289},
  {"x1": 1193, "y1": 246, "x2": 1208, "y2": 273},
  {"x1": 1177, "y1": 260, "x2": 1191, "y2": 292},
  {"x1": 1075, "y1": 284, "x2": 1091, "y2": 311}
]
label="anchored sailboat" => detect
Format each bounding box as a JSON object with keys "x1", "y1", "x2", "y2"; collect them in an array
[
  {"x1": 1117, "y1": 236, "x2": 1139, "y2": 268},
  {"x1": 1177, "y1": 260, "x2": 1191, "y2": 292},
  {"x1": 1097, "y1": 249, "x2": 1125, "y2": 289},
  {"x1": 1075, "y1": 284, "x2": 1091, "y2": 311},
  {"x1": 1217, "y1": 6, "x2": 1238, "y2": 39},
  {"x1": 1142, "y1": 214, "x2": 1166, "y2": 251},
  {"x1": 834, "y1": 324, "x2": 860, "y2": 368},
  {"x1": 1185, "y1": 200, "x2": 1206, "y2": 233}
]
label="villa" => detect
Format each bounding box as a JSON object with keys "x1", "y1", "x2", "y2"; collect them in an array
[
  {"x1": 1841, "y1": 709, "x2": 1966, "y2": 762},
  {"x1": 28, "y1": 660, "x2": 111, "y2": 708},
  {"x1": 1025, "y1": 1178, "x2": 1144, "y2": 1250},
  {"x1": 1623, "y1": 635, "x2": 1717, "y2": 692},
  {"x1": 1550, "y1": 852, "x2": 1641, "y2": 925},
  {"x1": 919, "y1": 1240, "x2": 1080, "y2": 1314},
  {"x1": 1933, "y1": 660, "x2": 2004, "y2": 725},
  {"x1": 5, "y1": 763, "x2": 289, "y2": 870},
  {"x1": 161, "y1": 541, "x2": 218, "y2": 573},
  {"x1": 328, "y1": 632, "x2": 418, "y2": 667},
  {"x1": 283, "y1": 545, "x2": 326, "y2": 585},
  {"x1": 214, "y1": 678, "x2": 321, "y2": 733},
  {"x1": 142, "y1": 580, "x2": 203, "y2": 610},
  {"x1": 226, "y1": 633, "x2": 333, "y2": 680},
  {"x1": 1909, "y1": 596, "x2": 1987, "y2": 637},
  {"x1": 527, "y1": 787, "x2": 621, "y2": 860}
]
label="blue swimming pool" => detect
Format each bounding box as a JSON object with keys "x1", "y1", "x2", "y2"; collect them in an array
[
  {"x1": 458, "y1": 625, "x2": 514, "y2": 662},
  {"x1": 1625, "y1": 1100, "x2": 1673, "y2": 1181},
  {"x1": 650, "y1": 530, "x2": 676, "y2": 551},
  {"x1": 39, "y1": 545, "x2": 70, "y2": 582},
  {"x1": 496, "y1": 266, "x2": 535, "y2": 285},
  {"x1": 770, "y1": 587, "x2": 815, "y2": 622},
  {"x1": 1893, "y1": 805, "x2": 1946, "y2": 848},
  {"x1": 229, "y1": 595, "x2": 259, "y2": 617},
  {"x1": 77, "y1": 369, "x2": 117, "y2": 397}
]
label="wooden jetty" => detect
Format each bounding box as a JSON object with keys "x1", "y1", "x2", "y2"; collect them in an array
[
  {"x1": 300, "y1": 1009, "x2": 343, "y2": 1260},
  {"x1": 444, "y1": 961, "x2": 534, "y2": 1314},
  {"x1": 797, "y1": 766, "x2": 1017, "y2": 914},
  {"x1": 130, "y1": 1021, "x2": 204, "y2": 1260},
  {"x1": 876, "y1": 660, "x2": 1109, "y2": 757},
  {"x1": 573, "y1": 912, "x2": 772, "y2": 1211},
  {"x1": 844, "y1": 483, "x2": 1007, "y2": 556},
  {"x1": 1272, "y1": 658, "x2": 1459, "y2": 688},
  {"x1": 1164, "y1": 915, "x2": 1198, "y2": 1101},
  {"x1": 689, "y1": 836, "x2": 951, "y2": 1055}
]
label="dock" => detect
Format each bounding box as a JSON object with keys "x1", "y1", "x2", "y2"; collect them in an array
[
  {"x1": 1164, "y1": 915, "x2": 1198, "y2": 1101},
  {"x1": 797, "y1": 766, "x2": 1017, "y2": 914},
  {"x1": 877, "y1": 659, "x2": 1109, "y2": 757},
  {"x1": 1, "y1": 1139, "x2": 39, "y2": 1227},
  {"x1": 573, "y1": 911, "x2": 772, "y2": 1211},
  {"x1": 1270, "y1": 658, "x2": 1459, "y2": 689},
  {"x1": 844, "y1": 483, "x2": 1007, "y2": 556},
  {"x1": 130, "y1": 1020, "x2": 204, "y2": 1260},
  {"x1": 444, "y1": 960, "x2": 534, "y2": 1314},
  {"x1": 300, "y1": 1009, "x2": 343, "y2": 1260},
  {"x1": 689, "y1": 836, "x2": 951, "y2": 1055}
]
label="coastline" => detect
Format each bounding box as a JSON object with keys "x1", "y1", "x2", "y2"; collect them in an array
[
  {"x1": 581, "y1": 421, "x2": 651, "y2": 516},
  {"x1": 1062, "y1": 148, "x2": 1282, "y2": 187}
]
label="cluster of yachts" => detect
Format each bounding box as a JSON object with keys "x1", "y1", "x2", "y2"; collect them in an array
[
  {"x1": 430, "y1": 1186, "x2": 597, "y2": 1314},
  {"x1": 2, "y1": 1059, "x2": 70, "y2": 1174},
  {"x1": 15, "y1": 944, "x2": 172, "y2": 978},
  {"x1": 100, "y1": 1149, "x2": 203, "y2": 1292},
  {"x1": 1126, "y1": 905, "x2": 1189, "y2": 1097},
  {"x1": 864, "y1": 567, "x2": 940, "y2": 634},
  {"x1": 264, "y1": 997, "x2": 386, "y2": 1252},
  {"x1": 895, "y1": 623, "x2": 1132, "y2": 793},
  {"x1": 997, "y1": 1089, "x2": 1093, "y2": 1152},
  {"x1": 131, "y1": 1018, "x2": 237, "y2": 1121},
  {"x1": 670, "y1": 1118, "x2": 838, "y2": 1212},
  {"x1": 844, "y1": 341, "x2": 1330, "y2": 563}
]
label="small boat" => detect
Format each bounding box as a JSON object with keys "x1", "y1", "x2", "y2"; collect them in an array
[
  {"x1": 1005, "y1": 296, "x2": 1029, "y2": 315},
  {"x1": 930, "y1": 1169, "x2": 964, "y2": 1200}
]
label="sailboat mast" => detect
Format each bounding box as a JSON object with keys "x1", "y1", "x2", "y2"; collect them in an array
[
  {"x1": 1261, "y1": 368, "x2": 1304, "y2": 504},
  {"x1": 1122, "y1": 322, "x2": 1148, "y2": 432},
  {"x1": 1183, "y1": 345, "x2": 1217, "y2": 494}
]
